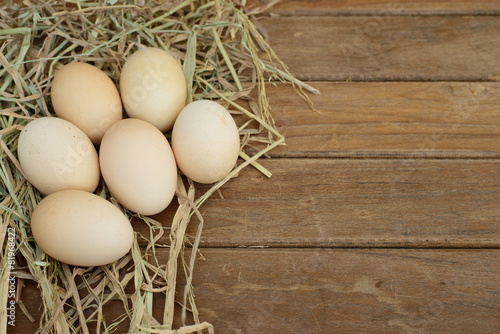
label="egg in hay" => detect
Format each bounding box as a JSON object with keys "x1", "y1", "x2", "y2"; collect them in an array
[
  {"x1": 119, "y1": 47, "x2": 187, "y2": 132},
  {"x1": 18, "y1": 117, "x2": 100, "y2": 195},
  {"x1": 99, "y1": 118, "x2": 177, "y2": 215},
  {"x1": 171, "y1": 100, "x2": 240, "y2": 184},
  {"x1": 51, "y1": 62, "x2": 123, "y2": 144},
  {"x1": 31, "y1": 190, "x2": 134, "y2": 267}
]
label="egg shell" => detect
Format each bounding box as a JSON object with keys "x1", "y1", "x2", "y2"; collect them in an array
[
  {"x1": 119, "y1": 47, "x2": 187, "y2": 132},
  {"x1": 171, "y1": 100, "x2": 240, "y2": 184},
  {"x1": 99, "y1": 118, "x2": 178, "y2": 215},
  {"x1": 51, "y1": 62, "x2": 123, "y2": 144},
  {"x1": 31, "y1": 190, "x2": 134, "y2": 267},
  {"x1": 18, "y1": 117, "x2": 100, "y2": 195}
]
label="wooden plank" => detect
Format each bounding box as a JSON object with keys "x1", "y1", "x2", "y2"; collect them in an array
[
  {"x1": 247, "y1": 82, "x2": 500, "y2": 158},
  {"x1": 258, "y1": 16, "x2": 500, "y2": 81},
  {"x1": 248, "y1": 0, "x2": 500, "y2": 16},
  {"x1": 178, "y1": 248, "x2": 500, "y2": 333},
  {"x1": 141, "y1": 159, "x2": 500, "y2": 248},
  {"x1": 12, "y1": 248, "x2": 500, "y2": 333}
]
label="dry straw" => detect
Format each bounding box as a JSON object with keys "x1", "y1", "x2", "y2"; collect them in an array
[{"x1": 0, "y1": 0, "x2": 317, "y2": 333}]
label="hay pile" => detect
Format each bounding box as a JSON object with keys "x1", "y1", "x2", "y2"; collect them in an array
[{"x1": 0, "y1": 0, "x2": 316, "y2": 332}]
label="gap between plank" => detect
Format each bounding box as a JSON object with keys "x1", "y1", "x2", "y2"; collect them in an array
[
  {"x1": 266, "y1": 153, "x2": 500, "y2": 160},
  {"x1": 193, "y1": 241, "x2": 500, "y2": 250},
  {"x1": 262, "y1": 13, "x2": 500, "y2": 18}
]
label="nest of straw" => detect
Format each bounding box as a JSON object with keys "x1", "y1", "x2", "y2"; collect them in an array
[{"x1": 0, "y1": 0, "x2": 316, "y2": 333}]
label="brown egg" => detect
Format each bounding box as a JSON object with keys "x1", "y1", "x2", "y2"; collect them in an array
[
  {"x1": 119, "y1": 47, "x2": 187, "y2": 132},
  {"x1": 99, "y1": 118, "x2": 178, "y2": 215},
  {"x1": 31, "y1": 190, "x2": 134, "y2": 267},
  {"x1": 51, "y1": 62, "x2": 122, "y2": 144}
]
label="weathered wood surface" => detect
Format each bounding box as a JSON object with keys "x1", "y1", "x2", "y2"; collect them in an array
[
  {"x1": 16, "y1": 249, "x2": 500, "y2": 334},
  {"x1": 183, "y1": 248, "x2": 500, "y2": 334},
  {"x1": 10, "y1": 0, "x2": 500, "y2": 333},
  {"x1": 138, "y1": 159, "x2": 500, "y2": 249},
  {"x1": 248, "y1": 0, "x2": 500, "y2": 15},
  {"x1": 252, "y1": 82, "x2": 500, "y2": 158},
  {"x1": 257, "y1": 16, "x2": 500, "y2": 81}
]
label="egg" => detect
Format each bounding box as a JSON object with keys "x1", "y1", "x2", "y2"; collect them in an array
[
  {"x1": 51, "y1": 62, "x2": 123, "y2": 144},
  {"x1": 31, "y1": 190, "x2": 134, "y2": 267},
  {"x1": 119, "y1": 47, "x2": 187, "y2": 132},
  {"x1": 171, "y1": 100, "x2": 240, "y2": 184},
  {"x1": 99, "y1": 118, "x2": 177, "y2": 215},
  {"x1": 18, "y1": 117, "x2": 100, "y2": 195}
]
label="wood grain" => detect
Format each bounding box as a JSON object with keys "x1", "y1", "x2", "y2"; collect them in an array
[
  {"x1": 258, "y1": 16, "x2": 500, "y2": 81},
  {"x1": 168, "y1": 248, "x2": 500, "y2": 333},
  {"x1": 13, "y1": 248, "x2": 500, "y2": 334},
  {"x1": 8, "y1": 1, "x2": 500, "y2": 333},
  {"x1": 249, "y1": 82, "x2": 500, "y2": 158},
  {"x1": 248, "y1": 0, "x2": 500, "y2": 16},
  {"x1": 138, "y1": 159, "x2": 500, "y2": 248}
]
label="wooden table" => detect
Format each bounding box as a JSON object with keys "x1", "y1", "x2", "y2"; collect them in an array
[{"x1": 13, "y1": 0, "x2": 500, "y2": 333}]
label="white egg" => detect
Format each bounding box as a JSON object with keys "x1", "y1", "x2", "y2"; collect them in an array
[
  {"x1": 119, "y1": 47, "x2": 187, "y2": 132},
  {"x1": 171, "y1": 100, "x2": 240, "y2": 184},
  {"x1": 18, "y1": 117, "x2": 100, "y2": 195}
]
